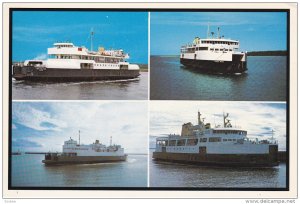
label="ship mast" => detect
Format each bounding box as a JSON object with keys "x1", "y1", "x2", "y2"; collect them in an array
[
  {"x1": 90, "y1": 28, "x2": 94, "y2": 51},
  {"x1": 207, "y1": 23, "x2": 210, "y2": 38},
  {"x1": 79, "y1": 130, "x2": 80, "y2": 146},
  {"x1": 271, "y1": 129, "x2": 275, "y2": 142},
  {"x1": 110, "y1": 136, "x2": 112, "y2": 146}
]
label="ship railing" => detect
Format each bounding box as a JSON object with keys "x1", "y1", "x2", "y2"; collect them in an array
[
  {"x1": 45, "y1": 152, "x2": 60, "y2": 160},
  {"x1": 247, "y1": 139, "x2": 277, "y2": 145},
  {"x1": 13, "y1": 62, "x2": 25, "y2": 67}
]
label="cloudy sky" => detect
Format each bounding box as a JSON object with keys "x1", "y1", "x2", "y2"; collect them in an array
[
  {"x1": 12, "y1": 11, "x2": 148, "y2": 64},
  {"x1": 12, "y1": 102, "x2": 148, "y2": 153},
  {"x1": 151, "y1": 12, "x2": 287, "y2": 55},
  {"x1": 150, "y1": 101, "x2": 287, "y2": 150}
]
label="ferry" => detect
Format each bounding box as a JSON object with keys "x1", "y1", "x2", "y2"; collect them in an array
[
  {"x1": 13, "y1": 31, "x2": 140, "y2": 82},
  {"x1": 11, "y1": 150, "x2": 22, "y2": 155},
  {"x1": 180, "y1": 26, "x2": 247, "y2": 74},
  {"x1": 153, "y1": 112, "x2": 279, "y2": 167},
  {"x1": 42, "y1": 131, "x2": 127, "y2": 165}
]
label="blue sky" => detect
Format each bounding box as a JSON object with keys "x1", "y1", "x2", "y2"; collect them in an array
[
  {"x1": 13, "y1": 11, "x2": 148, "y2": 64},
  {"x1": 150, "y1": 102, "x2": 287, "y2": 150},
  {"x1": 151, "y1": 12, "x2": 287, "y2": 55},
  {"x1": 12, "y1": 102, "x2": 148, "y2": 153}
]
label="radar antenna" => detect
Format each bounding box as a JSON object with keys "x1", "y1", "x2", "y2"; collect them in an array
[
  {"x1": 223, "y1": 112, "x2": 229, "y2": 127},
  {"x1": 225, "y1": 119, "x2": 232, "y2": 128}
]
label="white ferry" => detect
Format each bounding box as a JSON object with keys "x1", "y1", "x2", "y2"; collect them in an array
[
  {"x1": 180, "y1": 26, "x2": 247, "y2": 74},
  {"x1": 42, "y1": 131, "x2": 127, "y2": 165},
  {"x1": 13, "y1": 31, "x2": 140, "y2": 82},
  {"x1": 153, "y1": 112, "x2": 279, "y2": 167}
]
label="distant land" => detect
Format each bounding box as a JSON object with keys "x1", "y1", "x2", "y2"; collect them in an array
[
  {"x1": 137, "y1": 64, "x2": 148, "y2": 72},
  {"x1": 247, "y1": 50, "x2": 287, "y2": 56}
]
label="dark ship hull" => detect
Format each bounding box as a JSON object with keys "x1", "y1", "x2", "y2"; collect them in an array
[
  {"x1": 13, "y1": 66, "x2": 140, "y2": 82},
  {"x1": 180, "y1": 56, "x2": 247, "y2": 74},
  {"x1": 152, "y1": 145, "x2": 279, "y2": 167},
  {"x1": 42, "y1": 154, "x2": 127, "y2": 165}
]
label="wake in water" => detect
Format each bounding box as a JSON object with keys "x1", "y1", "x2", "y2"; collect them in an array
[
  {"x1": 127, "y1": 158, "x2": 137, "y2": 163},
  {"x1": 61, "y1": 78, "x2": 140, "y2": 86}
]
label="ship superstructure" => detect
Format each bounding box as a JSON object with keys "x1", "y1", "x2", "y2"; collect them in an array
[
  {"x1": 43, "y1": 132, "x2": 127, "y2": 165},
  {"x1": 153, "y1": 112, "x2": 278, "y2": 167},
  {"x1": 13, "y1": 31, "x2": 140, "y2": 82},
  {"x1": 180, "y1": 26, "x2": 247, "y2": 74}
]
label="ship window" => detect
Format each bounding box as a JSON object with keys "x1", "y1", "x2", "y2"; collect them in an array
[
  {"x1": 210, "y1": 48, "x2": 214, "y2": 51},
  {"x1": 199, "y1": 47, "x2": 208, "y2": 50},
  {"x1": 177, "y1": 139, "x2": 186, "y2": 146},
  {"x1": 229, "y1": 49, "x2": 232, "y2": 51},
  {"x1": 209, "y1": 137, "x2": 221, "y2": 142},
  {"x1": 200, "y1": 138, "x2": 207, "y2": 143},
  {"x1": 215, "y1": 49, "x2": 219, "y2": 51},
  {"x1": 187, "y1": 139, "x2": 198, "y2": 146},
  {"x1": 169, "y1": 140, "x2": 176, "y2": 146},
  {"x1": 223, "y1": 139, "x2": 228, "y2": 142}
]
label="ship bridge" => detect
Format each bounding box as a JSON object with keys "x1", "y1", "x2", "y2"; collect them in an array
[{"x1": 53, "y1": 42, "x2": 75, "y2": 48}]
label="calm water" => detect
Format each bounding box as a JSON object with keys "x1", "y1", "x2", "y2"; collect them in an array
[
  {"x1": 149, "y1": 151, "x2": 286, "y2": 188},
  {"x1": 12, "y1": 154, "x2": 147, "y2": 187},
  {"x1": 12, "y1": 72, "x2": 148, "y2": 100},
  {"x1": 150, "y1": 56, "x2": 287, "y2": 101}
]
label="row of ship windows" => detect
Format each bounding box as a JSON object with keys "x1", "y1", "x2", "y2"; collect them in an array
[
  {"x1": 201, "y1": 41, "x2": 239, "y2": 45},
  {"x1": 95, "y1": 64, "x2": 119, "y2": 67},
  {"x1": 168, "y1": 147, "x2": 196, "y2": 151},
  {"x1": 181, "y1": 47, "x2": 238, "y2": 53},
  {"x1": 157, "y1": 137, "x2": 241, "y2": 146},
  {"x1": 50, "y1": 55, "x2": 122, "y2": 63},
  {"x1": 213, "y1": 130, "x2": 247, "y2": 135}
]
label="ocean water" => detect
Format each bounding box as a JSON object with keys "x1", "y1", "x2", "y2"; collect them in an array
[
  {"x1": 150, "y1": 56, "x2": 287, "y2": 101},
  {"x1": 149, "y1": 151, "x2": 286, "y2": 188},
  {"x1": 12, "y1": 72, "x2": 148, "y2": 100},
  {"x1": 11, "y1": 154, "x2": 147, "y2": 187}
]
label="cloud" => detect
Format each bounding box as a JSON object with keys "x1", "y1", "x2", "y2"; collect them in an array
[
  {"x1": 12, "y1": 138, "x2": 43, "y2": 148},
  {"x1": 33, "y1": 53, "x2": 47, "y2": 60},
  {"x1": 12, "y1": 103, "x2": 67, "y2": 131}
]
